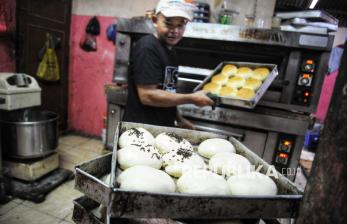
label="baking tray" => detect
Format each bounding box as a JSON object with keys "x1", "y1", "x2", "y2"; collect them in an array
[
  {"x1": 75, "y1": 153, "x2": 113, "y2": 206},
  {"x1": 275, "y1": 10, "x2": 338, "y2": 25},
  {"x1": 286, "y1": 18, "x2": 338, "y2": 31},
  {"x1": 72, "y1": 196, "x2": 104, "y2": 224},
  {"x1": 75, "y1": 122, "x2": 302, "y2": 219},
  {"x1": 194, "y1": 61, "x2": 278, "y2": 109}
]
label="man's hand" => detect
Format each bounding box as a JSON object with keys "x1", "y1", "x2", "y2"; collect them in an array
[
  {"x1": 190, "y1": 90, "x2": 214, "y2": 107},
  {"x1": 137, "y1": 85, "x2": 214, "y2": 108}
]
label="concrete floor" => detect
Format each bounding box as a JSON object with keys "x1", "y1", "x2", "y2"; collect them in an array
[
  {"x1": 0, "y1": 135, "x2": 108, "y2": 224},
  {"x1": 0, "y1": 135, "x2": 313, "y2": 224}
]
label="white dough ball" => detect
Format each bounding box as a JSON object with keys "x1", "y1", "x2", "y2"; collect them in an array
[
  {"x1": 227, "y1": 171, "x2": 278, "y2": 196},
  {"x1": 209, "y1": 152, "x2": 251, "y2": 176},
  {"x1": 117, "y1": 165, "x2": 175, "y2": 193},
  {"x1": 117, "y1": 145, "x2": 162, "y2": 170},
  {"x1": 162, "y1": 149, "x2": 206, "y2": 177},
  {"x1": 198, "y1": 138, "x2": 236, "y2": 159},
  {"x1": 155, "y1": 132, "x2": 193, "y2": 154},
  {"x1": 118, "y1": 128, "x2": 155, "y2": 149},
  {"x1": 177, "y1": 169, "x2": 228, "y2": 195}
]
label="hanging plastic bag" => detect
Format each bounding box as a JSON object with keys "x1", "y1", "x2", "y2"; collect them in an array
[
  {"x1": 86, "y1": 16, "x2": 100, "y2": 35},
  {"x1": 80, "y1": 33, "x2": 97, "y2": 51},
  {"x1": 36, "y1": 33, "x2": 60, "y2": 81},
  {"x1": 80, "y1": 16, "x2": 100, "y2": 52},
  {"x1": 106, "y1": 23, "x2": 117, "y2": 44}
]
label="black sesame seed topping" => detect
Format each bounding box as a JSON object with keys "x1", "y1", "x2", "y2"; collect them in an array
[
  {"x1": 151, "y1": 152, "x2": 161, "y2": 160},
  {"x1": 176, "y1": 147, "x2": 193, "y2": 159},
  {"x1": 131, "y1": 143, "x2": 142, "y2": 147},
  {"x1": 166, "y1": 132, "x2": 184, "y2": 143},
  {"x1": 127, "y1": 128, "x2": 144, "y2": 138}
]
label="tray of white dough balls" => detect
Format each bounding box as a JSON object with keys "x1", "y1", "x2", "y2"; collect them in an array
[
  {"x1": 194, "y1": 61, "x2": 279, "y2": 109},
  {"x1": 74, "y1": 122, "x2": 302, "y2": 220}
]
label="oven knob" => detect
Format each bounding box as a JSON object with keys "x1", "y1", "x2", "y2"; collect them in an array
[{"x1": 300, "y1": 78, "x2": 309, "y2": 85}]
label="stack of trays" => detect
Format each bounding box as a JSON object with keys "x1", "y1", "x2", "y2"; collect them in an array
[{"x1": 74, "y1": 122, "x2": 302, "y2": 221}]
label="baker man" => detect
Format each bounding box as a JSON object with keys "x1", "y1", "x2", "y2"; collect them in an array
[{"x1": 123, "y1": 0, "x2": 213, "y2": 128}]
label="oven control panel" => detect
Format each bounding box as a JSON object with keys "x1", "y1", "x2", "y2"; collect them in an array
[
  {"x1": 292, "y1": 59, "x2": 316, "y2": 106},
  {"x1": 273, "y1": 134, "x2": 295, "y2": 175}
]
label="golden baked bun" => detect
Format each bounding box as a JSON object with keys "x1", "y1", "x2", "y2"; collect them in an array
[
  {"x1": 226, "y1": 76, "x2": 246, "y2": 89},
  {"x1": 211, "y1": 74, "x2": 228, "y2": 85},
  {"x1": 235, "y1": 67, "x2": 253, "y2": 79},
  {"x1": 244, "y1": 78, "x2": 262, "y2": 91},
  {"x1": 203, "y1": 82, "x2": 221, "y2": 95},
  {"x1": 221, "y1": 64, "x2": 238, "y2": 77},
  {"x1": 236, "y1": 88, "x2": 255, "y2": 100},
  {"x1": 252, "y1": 67, "x2": 270, "y2": 81},
  {"x1": 220, "y1": 86, "x2": 237, "y2": 97}
]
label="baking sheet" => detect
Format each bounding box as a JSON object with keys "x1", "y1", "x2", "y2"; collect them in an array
[
  {"x1": 75, "y1": 122, "x2": 303, "y2": 219},
  {"x1": 276, "y1": 10, "x2": 338, "y2": 25},
  {"x1": 194, "y1": 61, "x2": 279, "y2": 109}
]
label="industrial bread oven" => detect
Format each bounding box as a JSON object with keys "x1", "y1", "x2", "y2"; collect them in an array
[{"x1": 106, "y1": 18, "x2": 334, "y2": 179}]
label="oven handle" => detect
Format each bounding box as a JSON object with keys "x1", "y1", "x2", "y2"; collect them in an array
[
  {"x1": 177, "y1": 77, "x2": 203, "y2": 83},
  {"x1": 194, "y1": 125, "x2": 245, "y2": 141}
]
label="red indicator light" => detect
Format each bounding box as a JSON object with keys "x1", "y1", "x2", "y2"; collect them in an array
[
  {"x1": 303, "y1": 74, "x2": 310, "y2": 78},
  {"x1": 306, "y1": 60, "x2": 313, "y2": 64},
  {"x1": 279, "y1": 153, "x2": 288, "y2": 159},
  {"x1": 304, "y1": 92, "x2": 310, "y2": 97}
]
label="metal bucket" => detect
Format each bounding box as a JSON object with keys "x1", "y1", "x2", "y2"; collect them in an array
[{"x1": 0, "y1": 110, "x2": 59, "y2": 159}]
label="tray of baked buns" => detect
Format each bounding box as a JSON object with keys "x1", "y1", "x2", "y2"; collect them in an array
[
  {"x1": 194, "y1": 61, "x2": 279, "y2": 109},
  {"x1": 75, "y1": 122, "x2": 302, "y2": 220}
]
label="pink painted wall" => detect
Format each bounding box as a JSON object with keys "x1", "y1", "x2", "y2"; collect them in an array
[
  {"x1": 314, "y1": 70, "x2": 339, "y2": 123},
  {"x1": 0, "y1": 0, "x2": 16, "y2": 72},
  {"x1": 68, "y1": 15, "x2": 115, "y2": 136}
]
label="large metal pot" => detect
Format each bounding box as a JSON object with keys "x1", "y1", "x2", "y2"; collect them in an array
[{"x1": 0, "y1": 110, "x2": 59, "y2": 159}]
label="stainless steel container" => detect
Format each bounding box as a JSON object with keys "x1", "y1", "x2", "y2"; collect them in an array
[{"x1": 0, "y1": 110, "x2": 59, "y2": 159}]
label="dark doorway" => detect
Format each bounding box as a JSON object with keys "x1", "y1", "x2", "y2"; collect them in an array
[{"x1": 16, "y1": 0, "x2": 72, "y2": 131}]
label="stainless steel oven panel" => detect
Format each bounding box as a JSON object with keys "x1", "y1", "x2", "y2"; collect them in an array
[
  {"x1": 258, "y1": 51, "x2": 330, "y2": 113},
  {"x1": 263, "y1": 132, "x2": 279, "y2": 163},
  {"x1": 114, "y1": 33, "x2": 131, "y2": 84},
  {"x1": 178, "y1": 104, "x2": 311, "y2": 136},
  {"x1": 280, "y1": 51, "x2": 301, "y2": 104}
]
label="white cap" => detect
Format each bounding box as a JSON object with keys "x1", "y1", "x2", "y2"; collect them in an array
[{"x1": 155, "y1": 0, "x2": 195, "y2": 21}]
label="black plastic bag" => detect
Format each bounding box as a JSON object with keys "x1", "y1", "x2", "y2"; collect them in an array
[
  {"x1": 80, "y1": 33, "x2": 97, "y2": 52},
  {"x1": 86, "y1": 16, "x2": 100, "y2": 35}
]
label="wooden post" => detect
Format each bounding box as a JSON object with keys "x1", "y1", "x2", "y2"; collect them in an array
[{"x1": 296, "y1": 42, "x2": 347, "y2": 223}]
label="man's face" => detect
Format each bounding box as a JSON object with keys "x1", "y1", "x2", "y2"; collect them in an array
[{"x1": 153, "y1": 14, "x2": 187, "y2": 46}]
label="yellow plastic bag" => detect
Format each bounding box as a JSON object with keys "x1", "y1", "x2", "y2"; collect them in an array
[{"x1": 36, "y1": 34, "x2": 60, "y2": 81}]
